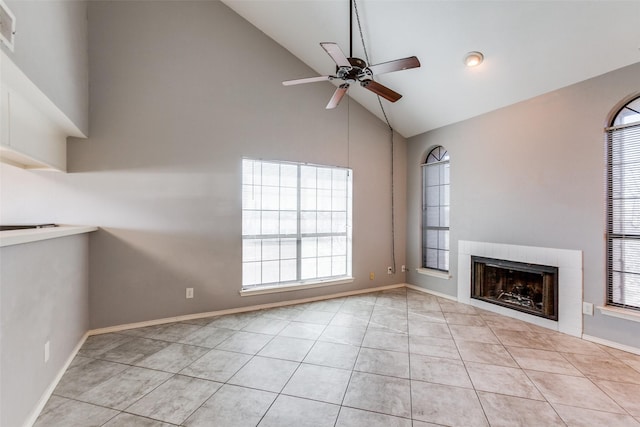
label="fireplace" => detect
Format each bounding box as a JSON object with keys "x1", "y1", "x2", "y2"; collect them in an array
[{"x1": 471, "y1": 256, "x2": 558, "y2": 321}]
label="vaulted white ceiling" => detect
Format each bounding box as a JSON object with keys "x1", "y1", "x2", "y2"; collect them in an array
[{"x1": 222, "y1": 0, "x2": 640, "y2": 138}]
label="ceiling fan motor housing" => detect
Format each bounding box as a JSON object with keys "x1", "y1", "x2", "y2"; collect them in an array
[{"x1": 336, "y1": 57, "x2": 371, "y2": 83}]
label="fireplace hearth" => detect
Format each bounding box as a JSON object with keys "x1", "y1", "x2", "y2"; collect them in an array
[{"x1": 471, "y1": 256, "x2": 558, "y2": 321}]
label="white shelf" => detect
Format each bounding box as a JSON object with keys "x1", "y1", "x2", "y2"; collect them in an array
[{"x1": 0, "y1": 225, "x2": 97, "y2": 247}]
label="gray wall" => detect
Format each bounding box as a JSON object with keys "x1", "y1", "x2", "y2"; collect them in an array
[
  {"x1": 0, "y1": 235, "x2": 91, "y2": 427},
  {"x1": 406, "y1": 62, "x2": 640, "y2": 349},
  {"x1": 0, "y1": 2, "x2": 90, "y2": 425},
  {"x1": 0, "y1": 1, "x2": 406, "y2": 329},
  {"x1": 1, "y1": 0, "x2": 89, "y2": 135}
]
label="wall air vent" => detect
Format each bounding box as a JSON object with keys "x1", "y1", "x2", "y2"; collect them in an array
[{"x1": 0, "y1": 0, "x2": 15, "y2": 52}]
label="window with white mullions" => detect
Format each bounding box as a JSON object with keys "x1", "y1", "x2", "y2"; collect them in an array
[
  {"x1": 242, "y1": 159, "x2": 352, "y2": 289},
  {"x1": 607, "y1": 95, "x2": 640, "y2": 311},
  {"x1": 422, "y1": 146, "x2": 450, "y2": 272}
]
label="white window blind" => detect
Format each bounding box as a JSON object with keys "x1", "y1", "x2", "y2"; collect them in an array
[
  {"x1": 242, "y1": 159, "x2": 352, "y2": 289},
  {"x1": 607, "y1": 96, "x2": 640, "y2": 311},
  {"x1": 422, "y1": 146, "x2": 450, "y2": 272}
]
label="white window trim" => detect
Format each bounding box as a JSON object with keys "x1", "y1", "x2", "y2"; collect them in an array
[
  {"x1": 598, "y1": 305, "x2": 640, "y2": 324},
  {"x1": 240, "y1": 277, "x2": 354, "y2": 296},
  {"x1": 415, "y1": 268, "x2": 451, "y2": 280},
  {"x1": 241, "y1": 158, "x2": 353, "y2": 290}
]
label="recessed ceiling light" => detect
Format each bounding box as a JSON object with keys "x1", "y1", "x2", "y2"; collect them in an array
[{"x1": 464, "y1": 51, "x2": 484, "y2": 67}]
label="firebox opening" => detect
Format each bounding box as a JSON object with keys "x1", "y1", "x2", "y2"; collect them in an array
[{"x1": 471, "y1": 256, "x2": 558, "y2": 321}]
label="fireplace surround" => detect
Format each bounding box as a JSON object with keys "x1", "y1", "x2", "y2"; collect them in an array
[{"x1": 458, "y1": 241, "x2": 583, "y2": 337}]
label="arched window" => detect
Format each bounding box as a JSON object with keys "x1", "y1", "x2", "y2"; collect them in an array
[
  {"x1": 607, "y1": 95, "x2": 640, "y2": 311},
  {"x1": 422, "y1": 146, "x2": 450, "y2": 271}
]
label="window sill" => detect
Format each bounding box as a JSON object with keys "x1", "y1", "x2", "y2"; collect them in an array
[
  {"x1": 415, "y1": 268, "x2": 451, "y2": 280},
  {"x1": 598, "y1": 306, "x2": 640, "y2": 323},
  {"x1": 240, "y1": 277, "x2": 354, "y2": 297}
]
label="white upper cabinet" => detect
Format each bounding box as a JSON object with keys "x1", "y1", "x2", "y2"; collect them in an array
[{"x1": 0, "y1": 50, "x2": 86, "y2": 171}]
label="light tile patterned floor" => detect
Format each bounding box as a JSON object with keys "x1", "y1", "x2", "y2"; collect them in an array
[{"x1": 35, "y1": 288, "x2": 640, "y2": 426}]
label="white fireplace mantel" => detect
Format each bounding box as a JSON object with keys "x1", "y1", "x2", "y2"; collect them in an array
[{"x1": 458, "y1": 241, "x2": 583, "y2": 337}]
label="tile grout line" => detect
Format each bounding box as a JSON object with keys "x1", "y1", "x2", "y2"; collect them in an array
[
  {"x1": 443, "y1": 298, "x2": 493, "y2": 427},
  {"x1": 220, "y1": 315, "x2": 291, "y2": 427},
  {"x1": 164, "y1": 312, "x2": 281, "y2": 425},
  {"x1": 405, "y1": 288, "x2": 414, "y2": 425},
  {"x1": 66, "y1": 327, "x2": 230, "y2": 426},
  {"x1": 529, "y1": 342, "x2": 638, "y2": 420},
  {"x1": 513, "y1": 343, "x2": 571, "y2": 426},
  {"x1": 253, "y1": 298, "x2": 346, "y2": 426},
  {"x1": 587, "y1": 373, "x2": 637, "y2": 419},
  {"x1": 332, "y1": 292, "x2": 379, "y2": 426},
  {"x1": 146, "y1": 311, "x2": 283, "y2": 425}
]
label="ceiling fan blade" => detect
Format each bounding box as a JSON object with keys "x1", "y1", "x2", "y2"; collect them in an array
[
  {"x1": 320, "y1": 42, "x2": 351, "y2": 68},
  {"x1": 326, "y1": 84, "x2": 349, "y2": 109},
  {"x1": 368, "y1": 56, "x2": 421, "y2": 76},
  {"x1": 283, "y1": 76, "x2": 333, "y2": 86},
  {"x1": 361, "y1": 80, "x2": 402, "y2": 103}
]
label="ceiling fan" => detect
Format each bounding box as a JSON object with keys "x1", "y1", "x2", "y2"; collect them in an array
[{"x1": 282, "y1": 1, "x2": 421, "y2": 109}]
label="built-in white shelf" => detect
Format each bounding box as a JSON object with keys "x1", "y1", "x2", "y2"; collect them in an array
[{"x1": 0, "y1": 225, "x2": 97, "y2": 247}]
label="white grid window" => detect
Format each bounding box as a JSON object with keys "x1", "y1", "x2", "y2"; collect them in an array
[
  {"x1": 242, "y1": 159, "x2": 352, "y2": 289},
  {"x1": 422, "y1": 146, "x2": 450, "y2": 272}
]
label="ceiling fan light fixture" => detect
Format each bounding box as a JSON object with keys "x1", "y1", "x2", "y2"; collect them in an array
[{"x1": 464, "y1": 51, "x2": 484, "y2": 67}]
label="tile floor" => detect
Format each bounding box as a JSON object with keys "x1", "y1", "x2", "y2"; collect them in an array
[{"x1": 35, "y1": 288, "x2": 640, "y2": 426}]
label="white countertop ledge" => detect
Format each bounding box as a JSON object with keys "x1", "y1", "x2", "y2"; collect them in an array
[{"x1": 0, "y1": 225, "x2": 98, "y2": 247}]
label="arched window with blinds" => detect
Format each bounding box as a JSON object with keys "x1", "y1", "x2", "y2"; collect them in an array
[
  {"x1": 422, "y1": 146, "x2": 450, "y2": 272},
  {"x1": 607, "y1": 95, "x2": 640, "y2": 311}
]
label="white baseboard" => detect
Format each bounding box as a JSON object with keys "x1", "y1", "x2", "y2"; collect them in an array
[
  {"x1": 582, "y1": 334, "x2": 640, "y2": 356},
  {"x1": 89, "y1": 283, "x2": 406, "y2": 336},
  {"x1": 404, "y1": 283, "x2": 458, "y2": 301},
  {"x1": 23, "y1": 332, "x2": 90, "y2": 427}
]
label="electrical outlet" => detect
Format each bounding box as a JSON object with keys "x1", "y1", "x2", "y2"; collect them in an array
[
  {"x1": 369, "y1": 272, "x2": 375, "y2": 280},
  {"x1": 582, "y1": 302, "x2": 594, "y2": 316},
  {"x1": 387, "y1": 266, "x2": 393, "y2": 275},
  {"x1": 44, "y1": 341, "x2": 50, "y2": 363},
  {"x1": 186, "y1": 288, "x2": 194, "y2": 299},
  {"x1": 401, "y1": 265, "x2": 406, "y2": 272}
]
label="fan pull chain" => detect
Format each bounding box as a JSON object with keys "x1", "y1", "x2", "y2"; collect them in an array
[{"x1": 352, "y1": 0, "x2": 396, "y2": 274}]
